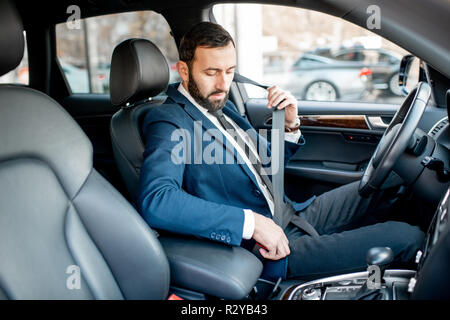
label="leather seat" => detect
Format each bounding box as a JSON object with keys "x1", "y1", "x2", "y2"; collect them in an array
[
  {"x1": 0, "y1": 0, "x2": 170, "y2": 299},
  {"x1": 109, "y1": 38, "x2": 170, "y2": 202}
]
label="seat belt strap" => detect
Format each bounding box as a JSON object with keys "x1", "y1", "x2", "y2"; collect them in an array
[
  {"x1": 271, "y1": 107, "x2": 285, "y2": 227},
  {"x1": 233, "y1": 73, "x2": 319, "y2": 238},
  {"x1": 233, "y1": 73, "x2": 269, "y2": 89},
  {"x1": 273, "y1": 108, "x2": 320, "y2": 238}
]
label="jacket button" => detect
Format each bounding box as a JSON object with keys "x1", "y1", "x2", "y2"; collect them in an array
[
  {"x1": 253, "y1": 189, "x2": 262, "y2": 197},
  {"x1": 226, "y1": 237, "x2": 231, "y2": 243},
  {"x1": 216, "y1": 234, "x2": 221, "y2": 240},
  {"x1": 211, "y1": 232, "x2": 216, "y2": 239},
  {"x1": 221, "y1": 235, "x2": 226, "y2": 241}
]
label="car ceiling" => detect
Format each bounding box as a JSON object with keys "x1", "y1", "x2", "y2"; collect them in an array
[{"x1": 13, "y1": 0, "x2": 450, "y2": 79}]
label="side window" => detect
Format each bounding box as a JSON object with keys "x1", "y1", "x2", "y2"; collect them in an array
[
  {"x1": 55, "y1": 11, "x2": 179, "y2": 94},
  {"x1": 0, "y1": 32, "x2": 28, "y2": 85},
  {"x1": 378, "y1": 52, "x2": 393, "y2": 63},
  {"x1": 213, "y1": 4, "x2": 408, "y2": 104},
  {"x1": 334, "y1": 51, "x2": 366, "y2": 62},
  {"x1": 295, "y1": 57, "x2": 326, "y2": 69}
]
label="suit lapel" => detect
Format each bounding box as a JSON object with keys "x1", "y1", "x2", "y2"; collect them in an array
[{"x1": 166, "y1": 83, "x2": 262, "y2": 190}]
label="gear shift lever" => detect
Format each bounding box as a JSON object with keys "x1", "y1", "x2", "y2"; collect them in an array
[
  {"x1": 353, "y1": 247, "x2": 394, "y2": 300},
  {"x1": 366, "y1": 247, "x2": 394, "y2": 281}
]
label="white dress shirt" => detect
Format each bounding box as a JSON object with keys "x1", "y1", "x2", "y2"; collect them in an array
[{"x1": 177, "y1": 84, "x2": 300, "y2": 239}]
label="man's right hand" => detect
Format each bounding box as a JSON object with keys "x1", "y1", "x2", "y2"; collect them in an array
[{"x1": 252, "y1": 211, "x2": 290, "y2": 260}]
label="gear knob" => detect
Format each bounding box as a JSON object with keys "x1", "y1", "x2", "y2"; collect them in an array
[
  {"x1": 366, "y1": 247, "x2": 394, "y2": 266},
  {"x1": 366, "y1": 247, "x2": 394, "y2": 279},
  {"x1": 352, "y1": 247, "x2": 394, "y2": 299}
]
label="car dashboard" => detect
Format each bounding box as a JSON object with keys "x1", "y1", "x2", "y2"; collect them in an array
[{"x1": 271, "y1": 114, "x2": 450, "y2": 300}]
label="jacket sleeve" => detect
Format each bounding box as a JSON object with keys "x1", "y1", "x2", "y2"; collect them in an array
[
  {"x1": 284, "y1": 135, "x2": 305, "y2": 165},
  {"x1": 137, "y1": 117, "x2": 246, "y2": 247}
]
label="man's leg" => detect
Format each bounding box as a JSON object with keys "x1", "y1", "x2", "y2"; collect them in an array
[
  {"x1": 297, "y1": 181, "x2": 376, "y2": 235},
  {"x1": 285, "y1": 181, "x2": 425, "y2": 279},
  {"x1": 286, "y1": 220, "x2": 424, "y2": 279}
]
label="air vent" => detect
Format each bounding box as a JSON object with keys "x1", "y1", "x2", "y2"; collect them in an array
[{"x1": 429, "y1": 117, "x2": 449, "y2": 138}]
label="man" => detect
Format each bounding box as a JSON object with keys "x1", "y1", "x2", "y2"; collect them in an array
[{"x1": 137, "y1": 22, "x2": 424, "y2": 280}]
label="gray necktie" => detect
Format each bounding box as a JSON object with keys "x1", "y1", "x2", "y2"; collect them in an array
[{"x1": 208, "y1": 108, "x2": 275, "y2": 200}]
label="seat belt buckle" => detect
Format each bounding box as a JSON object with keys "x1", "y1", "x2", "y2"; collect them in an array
[{"x1": 256, "y1": 242, "x2": 268, "y2": 251}]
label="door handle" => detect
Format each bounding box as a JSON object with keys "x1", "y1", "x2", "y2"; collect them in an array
[{"x1": 366, "y1": 116, "x2": 389, "y2": 129}]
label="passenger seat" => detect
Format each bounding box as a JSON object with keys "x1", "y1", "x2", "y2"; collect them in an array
[{"x1": 0, "y1": 0, "x2": 170, "y2": 299}]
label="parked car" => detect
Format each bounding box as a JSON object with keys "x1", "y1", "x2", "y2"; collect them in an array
[
  {"x1": 59, "y1": 61, "x2": 89, "y2": 93},
  {"x1": 91, "y1": 62, "x2": 111, "y2": 93},
  {"x1": 285, "y1": 53, "x2": 373, "y2": 101},
  {"x1": 88, "y1": 61, "x2": 180, "y2": 94},
  {"x1": 330, "y1": 47, "x2": 402, "y2": 96}
]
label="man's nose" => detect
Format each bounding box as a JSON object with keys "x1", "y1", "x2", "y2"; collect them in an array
[{"x1": 215, "y1": 73, "x2": 228, "y2": 91}]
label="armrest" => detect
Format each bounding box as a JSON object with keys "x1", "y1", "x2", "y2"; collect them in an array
[{"x1": 159, "y1": 235, "x2": 263, "y2": 300}]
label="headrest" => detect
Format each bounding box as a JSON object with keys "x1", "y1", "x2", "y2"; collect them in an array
[
  {"x1": 110, "y1": 39, "x2": 170, "y2": 106},
  {"x1": 0, "y1": 0, "x2": 25, "y2": 77}
]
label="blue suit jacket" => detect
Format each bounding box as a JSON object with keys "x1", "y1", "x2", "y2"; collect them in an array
[{"x1": 137, "y1": 83, "x2": 315, "y2": 280}]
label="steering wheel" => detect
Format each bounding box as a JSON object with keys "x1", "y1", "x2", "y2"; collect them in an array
[{"x1": 359, "y1": 82, "x2": 432, "y2": 197}]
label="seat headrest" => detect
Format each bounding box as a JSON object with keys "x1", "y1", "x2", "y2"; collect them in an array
[
  {"x1": 110, "y1": 39, "x2": 170, "y2": 106},
  {"x1": 0, "y1": 0, "x2": 25, "y2": 77}
]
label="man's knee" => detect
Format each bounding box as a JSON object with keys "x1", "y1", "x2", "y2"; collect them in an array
[
  {"x1": 386, "y1": 221, "x2": 424, "y2": 241},
  {"x1": 384, "y1": 221, "x2": 424, "y2": 260}
]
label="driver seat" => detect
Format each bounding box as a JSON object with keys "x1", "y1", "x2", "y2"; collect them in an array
[
  {"x1": 0, "y1": 0, "x2": 170, "y2": 299},
  {"x1": 109, "y1": 38, "x2": 170, "y2": 203}
]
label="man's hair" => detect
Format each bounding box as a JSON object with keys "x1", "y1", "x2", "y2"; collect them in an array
[{"x1": 179, "y1": 22, "x2": 235, "y2": 67}]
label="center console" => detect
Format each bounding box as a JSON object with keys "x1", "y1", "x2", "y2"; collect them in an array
[{"x1": 281, "y1": 269, "x2": 416, "y2": 300}]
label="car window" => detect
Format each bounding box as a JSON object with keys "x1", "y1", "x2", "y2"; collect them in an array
[
  {"x1": 55, "y1": 11, "x2": 179, "y2": 94},
  {"x1": 378, "y1": 52, "x2": 394, "y2": 63},
  {"x1": 294, "y1": 57, "x2": 326, "y2": 69},
  {"x1": 213, "y1": 4, "x2": 410, "y2": 104},
  {"x1": 334, "y1": 51, "x2": 366, "y2": 62},
  {"x1": 0, "y1": 32, "x2": 28, "y2": 85}
]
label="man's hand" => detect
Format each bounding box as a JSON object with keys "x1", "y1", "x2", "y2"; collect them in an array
[
  {"x1": 267, "y1": 86, "x2": 298, "y2": 127},
  {"x1": 252, "y1": 211, "x2": 290, "y2": 260}
]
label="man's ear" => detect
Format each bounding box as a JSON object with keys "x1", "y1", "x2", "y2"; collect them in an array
[{"x1": 176, "y1": 61, "x2": 189, "y2": 83}]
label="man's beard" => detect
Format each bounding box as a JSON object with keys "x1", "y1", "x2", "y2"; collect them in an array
[{"x1": 188, "y1": 71, "x2": 229, "y2": 112}]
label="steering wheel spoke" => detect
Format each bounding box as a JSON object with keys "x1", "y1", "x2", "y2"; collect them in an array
[{"x1": 359, "y1": 82, "x2": 431, "y2": 197}]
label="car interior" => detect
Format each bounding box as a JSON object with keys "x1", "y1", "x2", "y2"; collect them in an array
[{"x1": 0, "y1": 0, "x2": 449, "y2": 300}]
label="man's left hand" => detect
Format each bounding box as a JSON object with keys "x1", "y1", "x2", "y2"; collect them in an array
[{"x1": 267, "y1": 86, "x2": 298, "y2": 127}]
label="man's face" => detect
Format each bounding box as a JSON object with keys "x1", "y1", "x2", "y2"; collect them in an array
[{"x1": 184, "y1": 42, "x2": 236, "y2": 111}]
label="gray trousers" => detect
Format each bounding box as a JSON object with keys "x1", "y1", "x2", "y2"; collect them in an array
[{"x1": 285, "y1": 181, "x2": 425, "y2": 279}]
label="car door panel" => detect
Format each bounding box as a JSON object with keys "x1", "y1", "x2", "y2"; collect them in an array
[{"x1": 244, "y1": 98, "x2": 446, "y2": 201}]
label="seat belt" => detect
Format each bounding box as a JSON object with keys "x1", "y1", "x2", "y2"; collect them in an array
[{"x1": 233, "y1": 73, "x2": 319, "y2": 238}]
